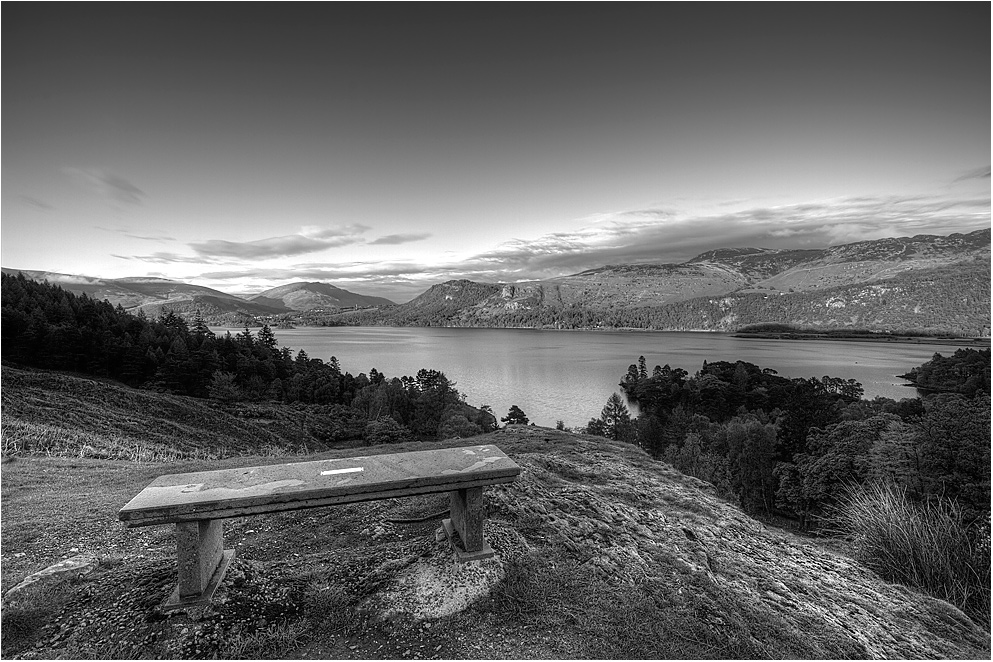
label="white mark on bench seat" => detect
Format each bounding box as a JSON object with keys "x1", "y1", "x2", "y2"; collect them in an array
[
  {"x1": 321, "y1": 467, "x2": 364, "y2": 476},
  {"x1": 143, "y1": 479, "x2": 306, "y2": 499},
  {"x1": 441, "y1": 456, "x2": 501, "y2": 474}
]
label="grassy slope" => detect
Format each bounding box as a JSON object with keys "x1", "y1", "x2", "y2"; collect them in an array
[
  {"x1": 1, "y1": 372, "x2": 990, "y2": 659},
  {"x1": 1, "y1": 366, "x2": 336, "y2": 461}
]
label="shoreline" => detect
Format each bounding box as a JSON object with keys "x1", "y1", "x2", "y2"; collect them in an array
[
  {"x1": 731, "y1": 332, "x2": 990, "y2": 347},
  {"x1": 215, "y1": 322, "x2": 990, "y2": 347}
]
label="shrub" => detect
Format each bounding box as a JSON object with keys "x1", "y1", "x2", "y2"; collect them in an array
[
  {"x1": 829, "y1": 482, "x2": 990, "y2": 623},
  {"x1": 363, "y1": 417, "x2": 412, "y2": 445},
  {"x1": 436, "y1": 413, "x2": 483, "y2": 440}
]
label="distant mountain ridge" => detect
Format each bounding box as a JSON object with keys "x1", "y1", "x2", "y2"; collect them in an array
[
  {"x1": 4, "y1": 228, "x2": 989, "y2": 333},
  {"x1": 342, "y1": 228, "x2": 991, "y2": 335},
  {"x1": 251, "y1": 281, "x2": 394, "y2": 311},
  {"x1": 0, "y1": 269, "x2": 392, "y2": 322}
]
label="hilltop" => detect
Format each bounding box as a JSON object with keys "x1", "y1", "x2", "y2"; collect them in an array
[
  {"x1": 1, "y1": 369, "x2": 989, "y2": 659},
  {"x1": 250, "y1": 282, "x2": 394, "y2": 312}
]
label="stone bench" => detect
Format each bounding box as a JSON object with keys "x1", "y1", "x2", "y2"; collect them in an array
[{"x1": 118, "y1": 444, "x2": 520, "y2": 609}]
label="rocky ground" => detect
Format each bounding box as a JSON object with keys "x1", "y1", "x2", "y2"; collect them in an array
[{"x1": 2, "y1": 426, "x2": 990, "y2": 659}]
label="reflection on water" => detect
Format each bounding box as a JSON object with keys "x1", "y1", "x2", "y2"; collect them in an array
[{"x1": 211, "y1": 327, "x2": 961, "y2": 429}]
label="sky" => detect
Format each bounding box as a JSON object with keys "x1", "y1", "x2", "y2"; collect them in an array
[{"x1": 3, "y1": 4, "x2": 989, "y2": 302}]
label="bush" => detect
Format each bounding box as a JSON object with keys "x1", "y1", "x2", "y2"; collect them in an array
[
  {"x1": 363, "y1": 417, "x2": 412, "y2": 445},
  {"x1": 436, "y1": 414, "x2": 483, "y2": 440},
  {"x1": 830, "y1": 482, "x2": 990, "y2": 623}
]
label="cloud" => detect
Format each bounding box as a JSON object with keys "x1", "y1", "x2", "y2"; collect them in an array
[
  {"x1": 127, "y1": 232, "x2": 177, "y2": 242},
  {"x1": 188, "y1": 225, "x2": 369, "y2": 260},
  {"x1": 368, "y1": 233, "x2": 432, "y2": 245},
  {"x1": 20, "y1": 195, "x2": 55, "y2": 211},
  {"x1": 450, "y1": 190, "x2": 991, "y2": 280},
  {"x1": 64, "y1": 168, "x2": 145, "y2": 205},
  {"x1": 112, "y1": 252, "x2": 213, "y2": 265},
  {"x1": 95, "y1": 226, "x2": 175, "y2": 241},
  {"x1": 954, "y1": 166, "x2": 991, "y2": 182}
]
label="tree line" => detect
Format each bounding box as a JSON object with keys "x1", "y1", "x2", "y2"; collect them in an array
[
  {"x1": 0, "y1": 273, "x2": 494, "y2": 443},
  {"x1": 589, "y1": 351, "x2": 990, "y2": 527}
]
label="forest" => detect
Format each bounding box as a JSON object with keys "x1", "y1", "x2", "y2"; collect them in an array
[{"x1": 0, "y1": 273, "x2": 495, "y2": 444}]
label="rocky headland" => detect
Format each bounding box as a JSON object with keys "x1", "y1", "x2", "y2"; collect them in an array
[{"x1": 2, "y1": 421, "x2": 988, "y2": 659}]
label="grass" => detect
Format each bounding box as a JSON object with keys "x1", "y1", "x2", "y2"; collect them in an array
[
  {"x1": 0, "y1": 580, "x2": 79, "y2": 656},
  {"x1": 830, "y1": 482, "x2": 991, "y2": 624},
  {"x1": 0, "y1": 367, "x2": 324, "y2": 461},
  {"x1": 218, "y1": 621, "x2": 310, "y2": 659}
]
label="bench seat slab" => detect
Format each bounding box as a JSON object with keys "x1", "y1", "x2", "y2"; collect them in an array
[{"x1": 120, "y1": 444, "x2": 520, "y2": 527}]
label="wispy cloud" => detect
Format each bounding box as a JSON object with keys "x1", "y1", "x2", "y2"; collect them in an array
[
  {"x1": 95, "y1": 226, "x2": 175, "y2": 241},
  {"x1": 368, "y1": 233, "x2": 432, "y2": 245},
  {"x1": 64, "y1": 168, "x2": 145, "y2": 205},
  {"x1": 20, "y1": 195, "x2": 55, "y2": 211},
  {"x1": 112, "y1": 252, "x2": 212, "y2": 264},
  {"x1": 452, "y1": 190, "x2": 991, "y2": 279},
  {"x1": 189, "y1": 225, "x2": 368, "y2": 260},
  {"x1": 954, "y1": 165, "x2": 991, "y2": 182}
]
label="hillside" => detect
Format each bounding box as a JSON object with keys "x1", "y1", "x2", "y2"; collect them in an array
[
  {"x1": 342, "y1": 229, "x2": 991, "y2": 334},
  {"x1": 0, "y1": 367, "x2": 336, "y2": 461},
  {"x1": 0, "y1": 271, "x2": 391, "y2": 323},
  {"x1": 0, "y1": 269, "x2": 283, "y2": 322},
  {"x1": 251, "y1": 282, "x2": 394, "y2": 312},
  {"x1": 1, "y1": 373, "x2": 989, "y2": 659}
]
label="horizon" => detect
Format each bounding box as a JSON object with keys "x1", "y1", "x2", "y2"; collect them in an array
[
  {"x1": 2, "y1": 5, "x2": 990, "y2": 303},
  {"x1": 2, "y1": 224, "x2": 990, "y2": 305}
]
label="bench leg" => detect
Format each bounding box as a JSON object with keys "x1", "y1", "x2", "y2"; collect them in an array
[
  {"x1": 443, "y1": 487, "x2": 495, "y2": 562},
  {"x1": 164, "y1": 519, "x2": 235, "y2": 610}
]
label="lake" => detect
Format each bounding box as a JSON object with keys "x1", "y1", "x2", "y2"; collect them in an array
[{"x1": 211, "y1": 327, "x2": 961, "y2": 428}]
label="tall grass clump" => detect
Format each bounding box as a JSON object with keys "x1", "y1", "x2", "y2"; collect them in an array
[{"x1": 830, "y1": 482, "x2": 990, "y2": 624}]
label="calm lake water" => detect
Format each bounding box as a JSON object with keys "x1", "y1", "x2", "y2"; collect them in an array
[{"x1": 212, "y1": 327, "x2": 964, "y2": 428}]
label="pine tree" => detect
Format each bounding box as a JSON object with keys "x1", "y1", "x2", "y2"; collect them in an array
[
  {"x1": 501, "y1": 405, "x2": 529, "y2": 426},
  {"x1": 600, "y1": 392, "x2": 634, "y2": 442},
  {"x1": 257, "y1": 324, "x2": 278, "y2": 350}
]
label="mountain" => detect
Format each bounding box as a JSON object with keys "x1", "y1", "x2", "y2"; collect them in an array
[
  {"x1": 1, "y1": 371, "x2": 988, "y2": 659},
  {"x1": 250, "y1": 281, "x2": 394, "y2": 311},
  {"x1": 4, "y1": 228, "x2": 989, "y2": 333},
  {"x1": 0, "y1": 270, "x2": 389, "y2": 322},
  {"x1": 0, "y1": 268, "x2": 282, "y2": 319},
  {"x1": 344, "y1": 229, "x2": 991, "y2": 335}
]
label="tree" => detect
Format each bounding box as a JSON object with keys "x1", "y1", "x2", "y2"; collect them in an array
[
  {"x1": 599, "y1": 392, "x2": 635, "y2": 442},
  {"x1": 501, "y1": 405, "x2": 529, "y2": 426},
  {"x1": 191, "y1": 310, "x2": 212, "y2": 341},
  {"x1": 257, "y1": 324, "x2": 278, "y2": 350},
  {"x1": 913, "y1": 394, "x2": 991, "y2": 522},
  {"x1": 208, "y1": 370, "x2": 242, "y2": 402},
  {"x1": 778, "y1": 415, "x2": 894, "y2": 527}
]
